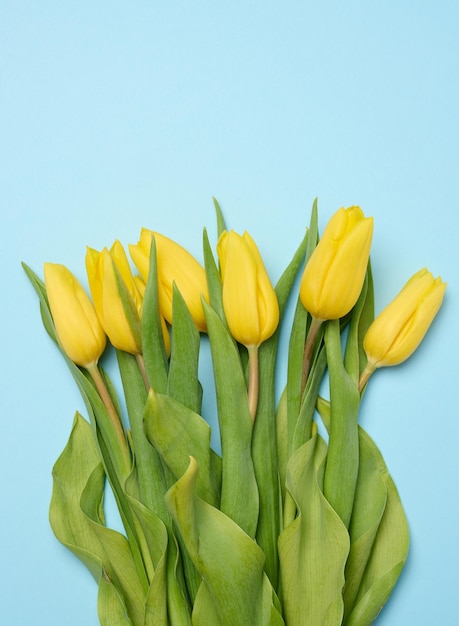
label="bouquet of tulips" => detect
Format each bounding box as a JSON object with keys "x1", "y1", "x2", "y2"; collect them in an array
[{"x1": 23, "y1": 199, "x2": 445, "y2": 625}]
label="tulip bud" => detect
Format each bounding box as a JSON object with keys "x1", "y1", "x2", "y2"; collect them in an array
[
  {"x1": 217, "y1": 230, "x2": 279, "y2": 347},
  {"x1": 129, "y1": 229, "x2": 209, "y2": 332},
  {"x1": 86, "y1": 242, "x2": 143, "y2": 354},
  {"x1": 44, "y1": 263, "x2": 106, "y2": 367},
  {"x1": 363, "y1": 268, "x2": 446, "y2": 370},
  {"x1": 300, "y1": 206, "x2": 374, "y2": 320}
]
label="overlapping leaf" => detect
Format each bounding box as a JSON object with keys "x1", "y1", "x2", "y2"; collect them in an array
[
  {"x1": 50, "y1": 413, "x2": 146, "y2": 625},
  {"x1": 278, "y1": 432, "x2": 349, "y2": 625},
  {"x1": 166, "y1": 457, "x2": 284, "y2": 626}
]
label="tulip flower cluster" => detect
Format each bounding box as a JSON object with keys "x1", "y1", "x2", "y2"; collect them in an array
[{"x1": 23, "y1": 198, "x2": 446, "y2": 626}]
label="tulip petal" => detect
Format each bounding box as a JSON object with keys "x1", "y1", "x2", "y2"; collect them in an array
[
  {"x1": 300, "y1": 206, "x2": 373, "y2": 320},
  {"x1": 364, "y1": 268, "x2": 446, "y2": 367},
  {"x1": 44, "y1": 262, "x2": 106, "y2": 367},
  {"x1": 218, "y1": 230, "x2": 279, "y2": 347}
]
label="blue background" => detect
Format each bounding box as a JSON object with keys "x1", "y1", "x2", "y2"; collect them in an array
[{"x1": 1, "y1": 2, "x2": 457, "y2": 624}]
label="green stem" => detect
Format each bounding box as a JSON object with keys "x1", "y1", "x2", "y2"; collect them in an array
[
  {"x1": 247, "y1": 345, "x2": 260, "y2": 422},
  {"x1": 135, "y1": 352, "x2": 150, "y2": 390},
  {"x1": 87, "y1": 363, "x2": 131, "y2": 473},
  {"x1": 358, "y1": 361, "x2": 376, "y2": 393},
  {"x1": 301, "y1": 317, "x2": 323, "y2": 396}
]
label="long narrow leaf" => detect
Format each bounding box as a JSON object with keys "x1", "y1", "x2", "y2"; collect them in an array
[
  {"x1": 344, "y1": 430, "x2": 409, "y2": 626},
  {"x1": 203, "y1": 301, "x2": 258, "y2": 537}
]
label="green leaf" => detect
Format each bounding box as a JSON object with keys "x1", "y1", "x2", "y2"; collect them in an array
[
  {"x1": 50, "y1": 413, "x2": 147, "y2": 625},
  {"x1": 274, "y1": 229, "x2": 309, "y2": 317},
  {"x1": 344, "y1": 430, "x2": 409, "y2": 626},
  {"x1": 49, "y1": 413, "x2": 106, "y2": 579},
  {"x1": 278, "y1": 433, "x2": 349, "y2": 625},
  {"x1": 167, "y1": 284, "x2": 203, "y2": 414},
  {"x1": 285, "y1": 297, "x2": 308, "y2": 451},
  {"x1": 212, "y1": 196, "x2": 227, "y2": 236},
  {"x1": 284, "y1": 199, "x2": 319, "y2": 456},
  {"x1": 275, "y1": 387, "x2": 289, "y2": 504},
  {"x1": 203, "y1": 300, "x2": 258, "y2": 537},
  {"x1": 343, "y1": 267, "x2": 373, "y2": 384},
  {"x1": 316, "y1": 400, "x2": 409, "y2": 624},
  {"x1": 292, "y1": 340, "x2": 327, "y2": 452},
  {"x1": 202, "y1": 227, "x2": 225, "y2": 323},
  {"x1": 117, "y1": 350, "x2": 169, "y2": 521},
  {"x1": 80, "y1": 468, "x2": 147, "y2": 625},
  {"x1": 23, "y1": 263, "x2": 159, "y2": 587},
  {"x1": 251, "y1": 227, "x2": 309, "y2": 588},
  {"x1": 323, "y1": 319, "x2": 360, "y2": 528},
  {"x1": 144, "y1": 389, "x2": 221, "y2": 508},
  {"x1": 22, "y1": 262, "x2": 58, "y2": 344},
  {"x1": 126, "y1": 486, "x2": 191, "y2": 626},
  {"x1": 357, "y1": 262, "x2": 375, "y2": 375},
  {"x1": 98, "y1": 572, "x2": 134, "y2": 626},
  {"x1": 112, "y1": 261, "x2": 142, "y2": 352},
  {"x1": 166, "y1": 457, "x2": 283, "y2": 626},
  {"x1": 141, "y1": 236, "x2": 169, "y2": 392},
  {"x1": 342, "y1": 429, "x2": 387, "y2": 620}
]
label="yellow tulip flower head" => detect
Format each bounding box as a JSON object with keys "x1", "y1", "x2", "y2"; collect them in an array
[
  {"x1": 363, "y1": 268, "x2": 446, "y2": 369},
  {"x1": 129, "y1": 229, "x2": 209, "y2": 332},
  {"x1": 217, "y1": 230, "x2": 279, "y2": 347},
  {"x1": 300, "y1": 206, "x2": 374, "y2": 320},
  {"x1": 86, "y1": 241, "x2": 143, "y2": 354},
  {"x1": 44, "y1": 262, "x2": 106, "y2": 368}
]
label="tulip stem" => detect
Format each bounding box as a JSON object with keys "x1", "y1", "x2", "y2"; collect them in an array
[
  {"x1": 247, "y1": 345, "x2": 260, "y2": 422},
  {"x1": 136, "y1": 353, "x2": 150, "y2": 391},
  {"x1": 358, "y1": 361, "x2": 376, "y2": 393},
  {"x1": 87, "y1": 363, "x2": 130, "y2": 467},
  {"x1": 301, "y1": 317, "x2": 323, "y2": 396}
]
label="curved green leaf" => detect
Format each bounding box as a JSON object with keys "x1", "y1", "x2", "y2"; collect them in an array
[
  {"x1": 343, "y1": 429, "x2": 387, "y2": 619},
  {"x1": 278, "y1": 433, "x2": 349, "y2": 626},
  {"x1": 50, "y1": 413, "x2": 147, "y2": 625},
  {"x1": 323, "y1": 319, "x2": 360, "y2": 528},
  {"x1": 49, "y1": 412, "x2": 106, "y2": 579},
  {"x1": 344, "y1": 430, "x2": 409, "y2": 626},
  {"x1": 98, "y1": 572, "x2": 133, "y2": 626},
  {"x1": 166, "y1": 457, "x2": 281, "y2": 626},
  {"x1": 117, "y1": 350, "x2": 169, "y2": 522}
]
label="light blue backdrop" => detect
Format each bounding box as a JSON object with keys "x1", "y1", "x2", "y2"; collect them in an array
[{"x1": 1, "y1": 2, "x2": 457, "y2": 624}]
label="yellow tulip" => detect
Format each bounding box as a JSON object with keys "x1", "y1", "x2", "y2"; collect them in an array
[
  {"x1": 86, "y1": 242, "x2": 142, "y2": 354},
  {"x1": 217, "y1": 230, "x2": 279, "y2": 347},
  {"x1": 363, "y1": 268, "x2": 446, "y2": 372},
  {"x1": 129, "y1": 229, "x2": 209, "y2": 332},
  {"x1": 300, "y1": 206, "x2": 374, "y2": 320},
  {"x1": 44, "y1": 263, "x2": 106, "y2": 367}
]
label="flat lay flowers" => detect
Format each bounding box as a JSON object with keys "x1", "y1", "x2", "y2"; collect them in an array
[{"x1": 23, "y1": 199, "x2": 446, "y2": 625}]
